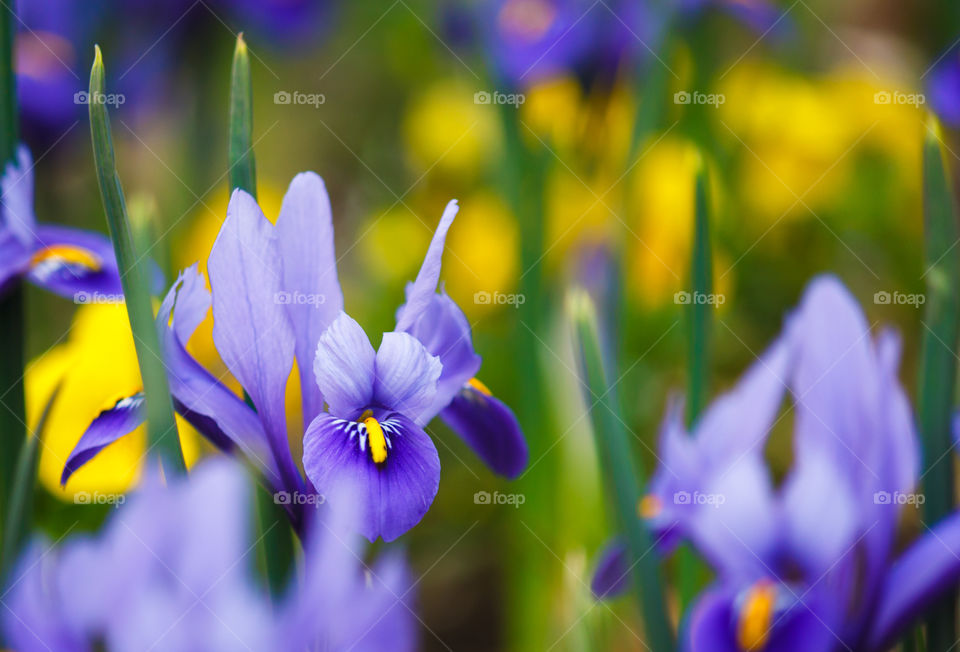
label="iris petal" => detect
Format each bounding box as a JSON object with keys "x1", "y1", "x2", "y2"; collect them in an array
[
  {"x1": 27, "y1": 226, "x2": 122, "y2": 298},
  {"x1": 440, "y1": 382, "x2": 528, "y2": 478},
  {"x1": 1, "y1": 145, "x2": 37, "y2": 246},
  {"x1": 61, "y1": 393, "x2": 146, "y2": 486},
  {"x1": 209, "y1": 189, "x2": 299, "y2": 490},
  {"x1": 314, "y1": 312, "x2": 377, "y2": 418},
  {"x1": 401, "y1": 290, "x2": 481, "y2": 423},
  {"x1": 590, "y1": 539, "x2": 628, "y2": 599},
  {"x1": 373, "y1": 332, "x2": 441, "y2": 418},
  {"x1": 302, "y1": 411, "x2": 440, "y2": 542},
  {"x1": 395, "y1": 199, "x2": 459, "y2": 332},
  {"x1": 275, "y1": 172, "x2": 344, "y2": 424},
  {"x1": 867, "y1": 511, "x2": 960, "y2": 651}
]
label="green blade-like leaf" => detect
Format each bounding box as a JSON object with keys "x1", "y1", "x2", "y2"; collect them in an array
[
  {"x1": 229, "y1": 33, "x2": 256, "y2": 199},
  {"x1": 919, "y1": 118, "x2": 960, "y2": 648},
  {"x1": 687, "y1": 156, "x2": 712, "y2": 424},
  {"x1": 676, "y1": 155, "x2": 713, "y2": 610},
  {"x1": 0, "y1": 0, "x2": 24, "y2": 570},
  {"x1": 1, "y1": 384, "x2": 61, "y2": 583},
  {"x1": 88, "y1": 46, "x2": 185, "y2": 477},
  {"x1": 570, "y1": 290, "x2": 675, "y2": 652}
]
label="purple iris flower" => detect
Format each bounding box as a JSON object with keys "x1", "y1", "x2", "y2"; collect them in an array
[
  {"x1": 480, "y1": 0, "x2": 786, "y2": 87},
  {"x1": 927, "y1": 44, "x2": 960, "y2": 128},
  {"x1": 0, "y1": 144, "x2": 121, "y2": 299},
  {"x1": 592, "y1": 276, "x2": 960, "y2": 651},
  {"x1": 64, "y1": 173, "x2": 528, "y2": 542},
  {"x1": 16, "y1": 0, "x2": 331, "y2": 135},
  {"x1": 3, "y1": 458, "x2": 416, "y2": 652}
]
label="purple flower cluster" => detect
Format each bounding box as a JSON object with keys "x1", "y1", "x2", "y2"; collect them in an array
[
  {"x1": 4, "y1": 458, "x2": 415, "y2": 652},
  {"x1": 593, "y1": 277, "x2": 960, "y2": 651},
  {"x1": 64, "y1": 173, "x2": 528, "y2": 542}
]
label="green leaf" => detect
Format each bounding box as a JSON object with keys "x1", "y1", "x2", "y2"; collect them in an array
[
  {"x1": 0, "y1": 0, "x2": 24, "y2": 565},
  {"x1": 88, "y1": 46, "x2": 185, "y2": 477},
  {"x1": 229, "y1": 33, "x2": 256, "y2": 199},
  {"x1": 918, "y1": 117, "x2": 960, "y2": 648},
  {"x1": 569, "y1": 290, "x2": 675, "y2": 652},
  {"x1": 686, "y1": 156, "x2": 712, "y2": 425},
  {"x1": 1, "y1": 384, "x2": 61, "y2": 583},
  {"x1": 676, "y1": 156, "x2": 713, "y2": 610}
]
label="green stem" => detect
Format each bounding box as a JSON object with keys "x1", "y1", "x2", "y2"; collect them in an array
[
  {"x1": 89, "y1": 46, "x2": 185, "y2": 477},
  {"x1": 1, "y1": 385, "x2": 60, "y2": 583},
  {"x1": 570, "y1": 290, "x2": 675, "y2": 652},
  {"x1": 0, "y1": 0, "x2": 24, "y2": 584},
  {"x1": 919, "y1": 118, "x2": 960, "y2": 648},
  {"x1": 497, "y1": 102, "x2": 558, "y2": 650},
  {"x1": 676, "y1": 158, "x2": 713, "y2": 611}
]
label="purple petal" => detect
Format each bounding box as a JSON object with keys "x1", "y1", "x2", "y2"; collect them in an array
[
  {"x1": 693, "y1": 333, "x2": 791, "y2": 460},
  {"x1": 786, "y1": 276, "x2": 882, "y2": 485},
  {"x1": 591, "y1": 539, "x2": 628, "y2": 599},
  {"x1": 867, "y1": 510, "x2": 960, "y2": 650},
  {"x1": 875, "y1": 328, "x2": 919, "y2": 495},
  {"x1": 402, "y1": 290, "x2": 481, "y2": 421},
  {"x1": 313, "y1": 311, "x2": 376, "y2": 419},
  {"x1": 395, "y1": 199, "x2": 458, "y2": 333},
  {"x1": 2, "y1": 145, "x2": 37, "y2": 246},
  {"x1": 302, "y1": 411, "x2": 440, "y2": 542},
  {"x1": 27, "y1": 225, "x2": 123, "y2": 298},
  {"x1": 780, "y1": 449, "x2": 859, "y2": 578},
  {"x1": 2, "y1": 540, "x2": 87, "y2": 652},
  {"x1": 684, "y1": 584, "x2": 837, "y2": 652},
  {"x1": 283, "y1": 492, "x2": 417, "y2": 651},
  {"x1": 685, "y1": 455, "x2": 779, "y2": 582},
  {"x1": 61, "y1": 393, "x2": 145, "y2": 486},
  {"x1": 374, "y1": 332, "x2": 441, "y2": 417},
  {"x1": 439, "y1": 382, "x2": 528, "y2": 478},
  {"x1": 208, "y1": 189, "x2": 298, "y2": 488},
  {"x1": 928, "y1": 49, "x2": 960, "y2": 128},
  {"x1": 0, "y1": 230, "x2": 31, "y2": 292},
  {"x1": 161, "y1": 262, "x2": 210, "y2": 343},
  {"x1": 275, "y1": 172, "x2": 344, "y2": 424},
  {"x1": 158, "y1": 267, "x2": 282, "y2": 485}
]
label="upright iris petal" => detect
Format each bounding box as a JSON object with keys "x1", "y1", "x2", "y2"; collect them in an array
[{"x1": 395, "y1": 201, "x2": 529, "y2": 478}]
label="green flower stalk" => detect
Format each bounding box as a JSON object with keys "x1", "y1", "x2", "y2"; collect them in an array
[
  {"x1": 88, "y1": 46, "x2": 186, "y2": 477},
  {"x1": 918, "y1": 117, "x2": 960, "y2": 648},
  {"x1": 570, "y1": 289, "x2": 675, "y2": 652}
]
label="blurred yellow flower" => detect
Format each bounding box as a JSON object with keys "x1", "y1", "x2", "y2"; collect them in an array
[
  {"x1": 445, "y1": 192, "x2": 520, "y2": 317},
  {"x1": 626, "y1": 136, "x2": 730, "y2": 306},
  {"x1": 403, "y1": 79, "x2": 500, "y2": 178},
  {"x1": 27, "y1": 304, "x2": 201, "y2": 501},
  {"x1": 357, "y1": 206, "x2": 432, "y2": 284},
  {"x1": 719, "y1": 61, "x2": 923, "y2": 221},
  {"x1": 521, "y1": 76, "x2": 583, "y2": 151},
  {"x1": 543, "y1": 167, "x2": 614, "y2": 266}
]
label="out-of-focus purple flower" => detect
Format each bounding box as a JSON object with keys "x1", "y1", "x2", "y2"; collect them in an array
[
  {"x1": 592, "y1": 276, "x2": 960, "y2": 651},
  {"x1": 64, "y1": 173, "x2": 527, "y2": 542},
  {"x1": 16, "y1": 0, "x2": 331, "y2": 135},
  {"x1": 0, "y1": 144, "x2": 122, "y2": 299},
  {"x1": 927, "y1": 45, "x2": 960, "y2": 128},
  {"x1": 3, "y1": 458, "x2": 416, "y2": 652},
  {"x1": 480, "y1": 0, "x2": 786, "y2": 87}
]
